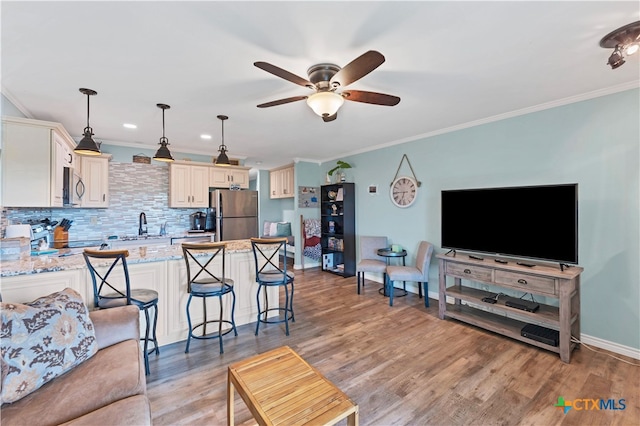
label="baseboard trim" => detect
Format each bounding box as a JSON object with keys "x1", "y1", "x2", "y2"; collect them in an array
[{"x1": 579, "y1": 334, "x2": 640, "y2": 360}]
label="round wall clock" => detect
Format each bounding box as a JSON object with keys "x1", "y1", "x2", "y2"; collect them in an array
[{"x1": 390, "y1": 176, "x2": 418, "y2": 208}]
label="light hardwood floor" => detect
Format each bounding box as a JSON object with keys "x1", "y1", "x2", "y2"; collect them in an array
[{"x1": 147, "y1": 265, "x2": 639, "y2": 425}]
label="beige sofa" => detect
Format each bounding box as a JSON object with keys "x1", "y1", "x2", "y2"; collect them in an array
[{"x1": 1, "y1": 305, "x2": 152, "y2": 426}]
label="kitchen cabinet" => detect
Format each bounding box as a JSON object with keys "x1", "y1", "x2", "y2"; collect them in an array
[
  {"x1": 1, "y1": 116, "x2": 76, "y2": 207},
  {"x1": 79, "y1": 155, "x2": 111, "y2": 208},
  {"x1": 269, "y1": 164, "x2": 294, "y2": 199},
  {"x1": 169, "y1": 162, "x2": 210, "y2": 208},
  {"x1": 210, "y1": 165, "x2": 250, "y2": 189},
  {"x1": 1, "y1": 270, "x2": 85, "y2": 305}
]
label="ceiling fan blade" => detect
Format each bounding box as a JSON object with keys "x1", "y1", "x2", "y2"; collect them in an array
[
  {"x1": 254, "y1": 61, "x2": 314, "y2": 88},
  {"x1": 257, "y1": 96, "x2": 308, "y2": 108},
  {"x1": 322, "y1": 113, "x2": 337, "y2": 122},
  {"x1": 330, "y1": 50, "x2": 385, "y2": 88},
  {"x1": 342, "y1": 90, "x2": 400, "y2": 106}
]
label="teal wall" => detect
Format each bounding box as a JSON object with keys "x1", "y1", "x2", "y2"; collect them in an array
[
  {"x1": 322, "y1": 89, "x2": 639, "y2": 351},
  {"x1": 98, "y1": 144, "x2": 213, "y2": 164}
]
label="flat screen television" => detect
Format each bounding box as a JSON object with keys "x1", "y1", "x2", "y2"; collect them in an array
[{"x1": 441, "y1": 184, "x2": 578, "y2": 264}]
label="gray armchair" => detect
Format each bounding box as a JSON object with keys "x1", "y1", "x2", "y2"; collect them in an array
[
  {"x1": 386, "y1": 241, "x2": 434, "y2": 307},
  {"x1": 356, "y1": 236, "x2": 388, "y2": 294}
]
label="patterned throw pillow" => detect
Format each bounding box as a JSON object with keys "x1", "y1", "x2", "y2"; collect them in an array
[{"x1": 0, "y1": 288, "x2": 98, "y2": 404}]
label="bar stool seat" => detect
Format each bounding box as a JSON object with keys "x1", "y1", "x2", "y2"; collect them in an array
[
  {"x1": 250, "y1": 238, "x2": 295, "y2": 336},
  {"x1": 182, "y1": 242, "x2": 237, "y2": 354},
  {"x1": 83, "y1": 249, "x2": 159, "y2": 375}
]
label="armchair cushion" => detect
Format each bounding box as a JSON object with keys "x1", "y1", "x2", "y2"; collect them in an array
[
  {"x1": 387, "y1": 265, "x2": 422, "y2": 281},
  {"x1": 357, "y1": 259, "x2": 387, "y2": 273},
  {"x1": 1, "y1": 288, "x2": 98, "y2": 404}
]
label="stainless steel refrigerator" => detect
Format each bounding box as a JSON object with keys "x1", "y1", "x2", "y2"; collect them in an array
[{"x1": 210, "y1": 189, "x2": 259, "y2": 242}]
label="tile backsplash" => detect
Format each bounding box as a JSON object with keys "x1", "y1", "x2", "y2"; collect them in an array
[{"x1": 2, "y1": 162, "x2": 204, "y2": 241}]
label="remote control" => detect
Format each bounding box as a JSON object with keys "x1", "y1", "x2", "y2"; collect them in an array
[
  {"x1": 517, "y1": 262, "x2": 536, "y2": 268},
  {"x1": 494, "y1": 259, "x2": 508, "y2": 264},
  {"x1": 482, "y1": 297, "x2": 497, "y2": 304},
  {"x1": 469, "y1": 255, "x2": 484, "y2": 260}
]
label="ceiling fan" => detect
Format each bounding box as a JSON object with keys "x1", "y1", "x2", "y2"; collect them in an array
[{"x1": 254, "y1": 50, "x2": 400, "y2": 122}]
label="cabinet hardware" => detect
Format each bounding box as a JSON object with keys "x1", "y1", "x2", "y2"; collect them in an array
[
  {"x1": 102, "y1": 194, "x2": 105, "y2": 202},
  {"x1": 68, "y1": 153, "x2": 73, "y2": 164},
  {"x1": 464, "y1": 269, "x2": 471, "y2": 274},
  {"x1": 517, "y1": 278, "x2": 528, "y2": 285}
]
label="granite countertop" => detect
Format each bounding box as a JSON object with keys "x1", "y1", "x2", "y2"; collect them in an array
[{"x1": 1, "y1": 239, "x2": 252, "y2": 278}]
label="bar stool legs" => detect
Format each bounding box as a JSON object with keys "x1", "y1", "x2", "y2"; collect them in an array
[
  {"x1": 255, "y1": 282, "x2": 294, "y2": 336},
  {"x1": 185, "y1": 289, "x2": 238, "y2": 354}
]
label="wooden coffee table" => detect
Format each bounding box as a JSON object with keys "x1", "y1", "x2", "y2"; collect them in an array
[{"x1": 227, "y1": 346, "x2": 359, "y2": 426}]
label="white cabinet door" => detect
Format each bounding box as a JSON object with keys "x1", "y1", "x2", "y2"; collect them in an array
[
  {"x1": 269, "y1": 165, "x2": 294, "y2": 199},
  {"x1": 80, "y1": 155, "x2": 110, "y2": 208},
  {"x1": 170, "y1": 163, "x2": 210, "y2": 208},
  {"x1": 210, "y1": 166, "x2": 250, "y2": 189},
  {"x1": 210, "y1": 167, "x2": 229, "y2": 187},
  {"x1": 169, "y1": 163, "x2": 192, "y2": 208},
  {"x1": 229, "y1": 169, "x2": 249, "y2": 189},
  {"x1": 1, "y1": 270, "x2": 85, "y2": 305},
  {"x1": 51, "y1": 132, "x2": 65, "y2": 207},
  {"x1": 270, "y1": 170, "x2": 280, "y2": 198},
  {"x1": 190, "y1": 165, "x2": 210, "y2": 207},
  {"x1": 281, "y1": 166, "x2": 294, "y2": 197},
  {"x1": 1, "y1": 120, "x2": 51, "y2": 207}
]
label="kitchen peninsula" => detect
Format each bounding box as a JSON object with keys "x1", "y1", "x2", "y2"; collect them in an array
[{"x1": 0, "y1": 239, "x2": 277, "y2": 346}]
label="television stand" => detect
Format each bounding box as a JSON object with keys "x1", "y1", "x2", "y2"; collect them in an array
[{"x1": 437, "y1": 254, "x2": 583, "y2": 363}]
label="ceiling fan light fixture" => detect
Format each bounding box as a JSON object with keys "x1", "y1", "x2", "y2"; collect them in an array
[
  {"x1": 306, "y1": 91, "x2": 344, "y2": 117},
  {"x1": 215, "y1": 115, "x2": 231, "y2": 166},
  {"x1": 153, "y1": 103, "x2": 174, "y2": 162},
  {"x1": 75, "y1": 88, "x2": 102, "y2": 156},
  {"x1": 626, "y1": 43, "x2": 639, "y2": 55},
  {"x1": 600, "y1": 21, "x2": 640, "y2": 69}
]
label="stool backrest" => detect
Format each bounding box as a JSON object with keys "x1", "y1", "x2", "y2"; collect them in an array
[
  {"x1": 250, "y1": 237, "x2": 289, "y2": 282},
  {"x1": 181, "y1": 242, "x2": 227, "y2": 292},
  {"x1": 83, "y1": 249, "x2": 131, "y2": 308}
]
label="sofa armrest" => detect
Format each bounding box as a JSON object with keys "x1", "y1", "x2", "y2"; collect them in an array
[{"x1": 90, "y1": 305, "x2": 140, "y2": 351}]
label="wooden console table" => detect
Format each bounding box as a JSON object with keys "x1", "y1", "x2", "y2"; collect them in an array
[
  {"x1": 437, "y1": 254, "x2": 583, "y2": 363},
  {"x1": 227, "y1": 346, "x2": 359, "y2": 425}
]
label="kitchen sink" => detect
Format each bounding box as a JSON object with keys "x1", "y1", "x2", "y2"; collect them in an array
[{"x1": 119, "y1": 234, "x2": 163, "y2": 241}]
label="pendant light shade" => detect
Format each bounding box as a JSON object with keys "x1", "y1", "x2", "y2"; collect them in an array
[
  {"x1": 215, "y1": 115, "x2": 231, "y2": 166},
  {"x1": 75, "y1": 88, "x2": 102, "y2": 156},
  {"x1": 153, "y1": 103, "x2": 174, "y2": 162}
]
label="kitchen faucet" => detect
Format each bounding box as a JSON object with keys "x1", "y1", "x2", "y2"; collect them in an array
[{"x1": 139, "y1": 212, "x2": 148, "y2": 236}]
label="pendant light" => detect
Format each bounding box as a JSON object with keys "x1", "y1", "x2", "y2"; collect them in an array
[
  {"x1": 74, "y1": 88, "x2": 102, "y2": 155},
  {"x1": 153, "y1": 103, "x2": 174, "y2": 162},
  {"x1": 215, "y1": 115, "x2": 230, "y2": 166}
]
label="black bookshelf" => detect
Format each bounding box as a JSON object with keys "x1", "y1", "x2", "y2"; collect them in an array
[{"x1": 320, "y1": 183, "x2": 355, "y2": 277}]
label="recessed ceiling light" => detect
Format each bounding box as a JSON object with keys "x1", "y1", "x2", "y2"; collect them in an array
[
  {"x1": 201, "y1": 134, "x2": 212, "y2": 140},
  {"x1": 123, "y1": 123, "x2": 137, "y2": 129}
]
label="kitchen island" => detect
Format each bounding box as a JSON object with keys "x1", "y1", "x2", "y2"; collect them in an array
[{"x1": 0, "y1": 239, "x2": 276, "y2": 347}]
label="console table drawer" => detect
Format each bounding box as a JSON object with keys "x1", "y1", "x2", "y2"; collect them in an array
[
  {"x1": 446, "y1": 263, "x2": 493, "y2": 282},
  {"x1": 494, "y1": 270, "x2": 557, "y2": 295}
]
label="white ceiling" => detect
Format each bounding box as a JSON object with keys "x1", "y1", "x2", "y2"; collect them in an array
[{"x1": 2, "y1": 1, "x2": 639, "y2": 171}]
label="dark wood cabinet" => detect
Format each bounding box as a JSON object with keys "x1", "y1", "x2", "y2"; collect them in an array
[{"x1": 320, "y1": 183, "x2": 355, "y2": 277}]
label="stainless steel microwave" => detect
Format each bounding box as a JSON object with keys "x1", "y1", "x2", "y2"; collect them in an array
[{"x1": 63, "y1": 166, "x2": 84, "y2": 207}]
